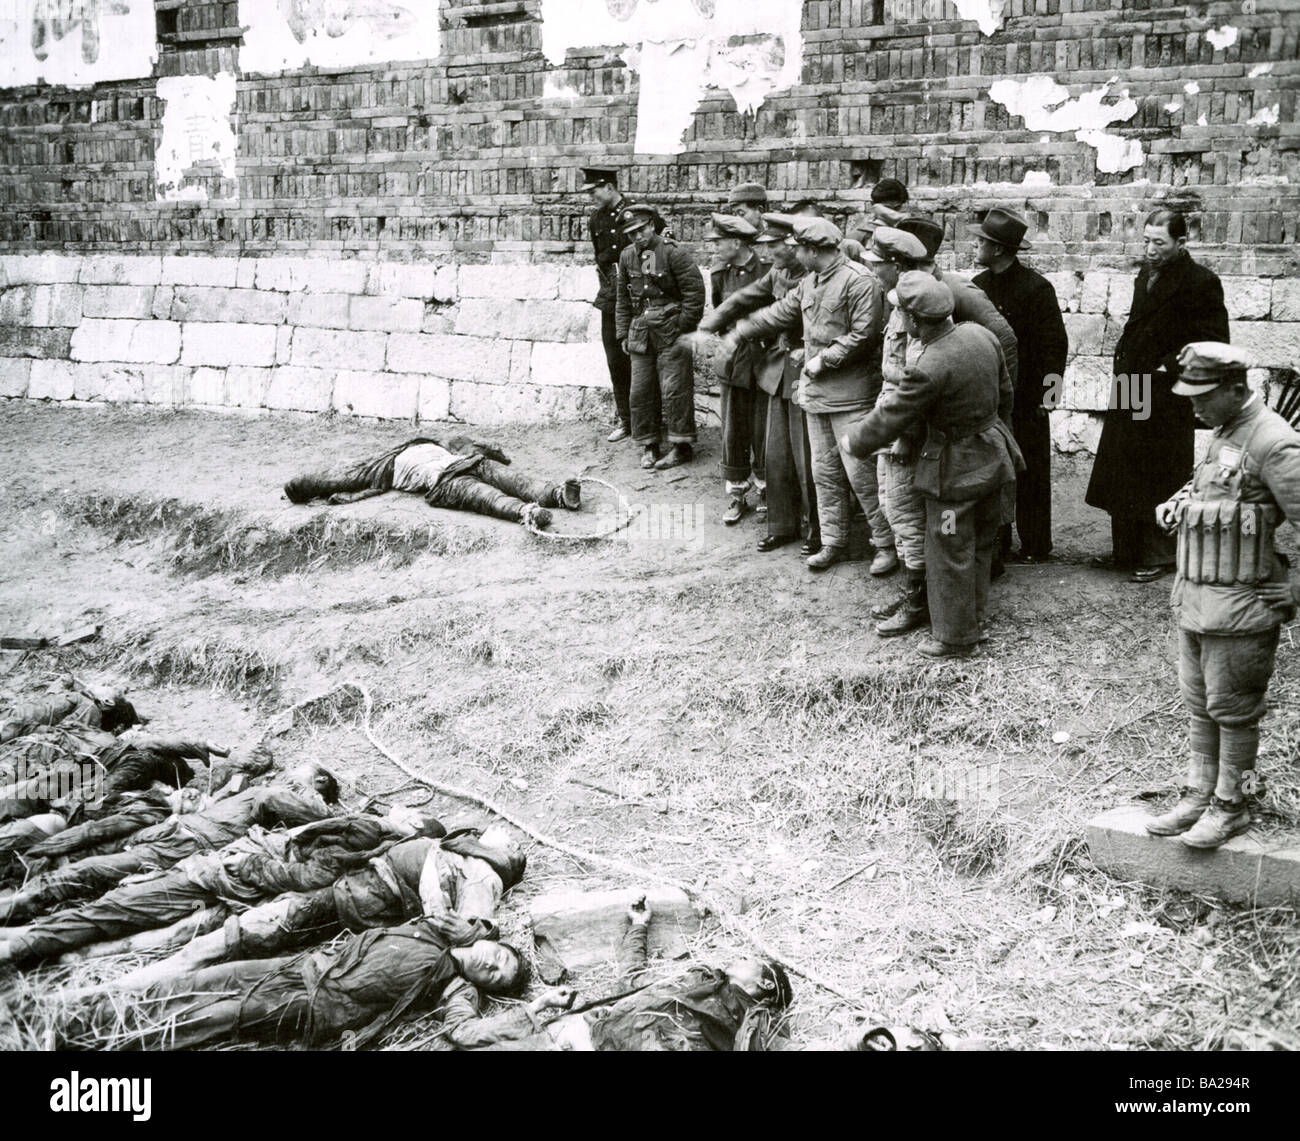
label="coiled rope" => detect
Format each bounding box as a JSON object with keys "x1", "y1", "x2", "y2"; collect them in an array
[{"x1": 522, "y1": 476, "x2": 645, "y2": 542}]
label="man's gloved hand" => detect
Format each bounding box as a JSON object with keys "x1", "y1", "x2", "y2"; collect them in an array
[
  {"x1": 423, "y1": 913, "x2": 483, "y2": 947},
  {"x1": 677, "y1": 331, "x2": 710, "y2": 353}
]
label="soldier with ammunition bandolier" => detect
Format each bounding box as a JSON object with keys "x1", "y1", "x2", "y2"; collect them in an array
[
  {"x1": 614, "y1": 204, "x2": 706, "y2": 471},
  {"x1": 1147, "y1": 343, "x2": 1300, "y2": 849}
]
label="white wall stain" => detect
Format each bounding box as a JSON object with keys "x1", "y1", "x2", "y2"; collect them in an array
[
  {"x1": 1164, "y1": 101, "x2": 1182, "y2": 113},
  {"x1": 1248, "y1": 62, "x2": 1273, "y2": 77},
  {"x1": 1183, "y1": 80, "x2": 1200, "y2": 95},
  {"x1": 540, "y1": 0, "x2": 803, "y2": 154},
  {"x1": 1205, "y1": 25, "x2": 1238, "y2": 50},
  {"x1": 1021, "y1": 170, "x2": 1052, "y2": 188},
  {"x1": 0, "y1": 0, "x2": 155, "y2": 87},
  {"x1": 1246, "y1": 104, "x2": 1279, "y2": 126},
  {"x1": 241, "y1": 0, "x2": 439, "y2": 75},
  {"x1": 950, "y1": 0, "x2": 1007, "y2": 37},
  {"x1": 989, "y1": 75, "x2": 1144, "y2": 174},
  {"x1": 155, "y1": 74, "x2": 237, "y2": 202}
]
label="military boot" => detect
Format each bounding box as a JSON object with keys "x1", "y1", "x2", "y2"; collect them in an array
[
  {"x1": 722, "y1": 491, "x2": 750, "y2": 525},
  {"x1": 806, "y1": 544, "x2": 847, "y2": 572},
  {"x1": 640, "y1": 446, "x2": 659, "y2": 470},
  {"x1": 869, "y1": 547, "x2": 899, "y2": 576},
  {"x1": 1180, "y1": 797, "x2": 1251, "y2": 849},
  {"x1": 871, "y1": 589, "x2": 907, "y2": 620},
  {"x1": 1145, "y1": 788, "x2": 1212, "y2": 836},
  {"x1": 876, "y1": 570, "x2": 928, "y2": 636}
]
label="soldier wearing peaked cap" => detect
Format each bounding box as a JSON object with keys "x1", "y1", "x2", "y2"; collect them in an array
[
  {"x1": 728, "y1": 215, "x2": 892, "y2": 575},
  {"x1": 1146, "y1": 343, "x2": 1300, "y2": 849},
  {"x1": 703, "y1": 214, "x2": 769, "y2": 524},
  {"x1": 840, "y1": 272, "x2": 1020, "y2": 659},
  {"x1": 688, "y1": 212, "x2": 820, "y2": 553},
  {"x1": 582, "y1": 167, "x2": 635, "y2": 443},
  {"x1": 615, "y1": 204, "x2": 705, "y2": 470}
]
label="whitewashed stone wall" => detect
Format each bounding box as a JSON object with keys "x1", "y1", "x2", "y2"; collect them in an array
[
  {"x1": 2, "y1": 253, "x2": 1296, "y2": 448},
  {"x1": 0, "y1": 254, "x2": 612, "y2": 425}
]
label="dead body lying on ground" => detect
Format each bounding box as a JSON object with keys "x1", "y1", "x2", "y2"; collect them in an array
[
  {"x1": 55, "y1": 914, "x2": 529, "y2": 1051},
  {"x1": 55, "y1": 823, "x2": 524, "y2": 990},
  {"x1": 0, "y1": 763, "x2": 341, "y2": 923},
  {"x1": 1, "y1": 678, "x2": 140, "y2": 745},
  {"x1": 450, "y1": 896, "x2": 794, "y2": 1051},
  {"x1": 283, "y1": 435, "x2": 582, "y2": 530}
]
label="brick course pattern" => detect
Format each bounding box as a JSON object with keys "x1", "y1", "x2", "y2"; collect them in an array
[{"x1": 0, "y1": 1, "x2": 1295, "y2": 435}]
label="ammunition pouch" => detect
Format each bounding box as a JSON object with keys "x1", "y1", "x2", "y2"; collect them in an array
[{"x1": 1175, "y1": 500, "x2": 1281, "y2": 584}]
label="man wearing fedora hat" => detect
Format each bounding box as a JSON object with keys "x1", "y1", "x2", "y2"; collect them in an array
[
  {"x1": 582, "y1": 167, "x2": 634, "y2": 443},
  {"x1": 1147, "y1": 342, "x2": 1300, "y2": 848},
  {"x1": 972, "y1": 207, "x2": 1069, "y2": 565},
  {"x1": 615, "y1": 203, "x2": 705, "y2": 470},
  {"x1": 704, "y1": 213, "x2": 768, "y2": 524}
]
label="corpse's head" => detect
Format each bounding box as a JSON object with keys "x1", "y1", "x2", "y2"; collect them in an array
[
  {"x1": 1143, "y1": 208, "x2": 1187, "y2": 268},
  {"x1": 451, "y1": 940, "x2": 529, "y2": 996},
  {"x1": 287, "y1": 763, "x2": 341, "y2": 805},
  {"x1": 732, "y1": 202, "x2": 765, "y2": 230},
  {"x1": 723, "y1": 957, "x2": 793, "y2": 1009}
]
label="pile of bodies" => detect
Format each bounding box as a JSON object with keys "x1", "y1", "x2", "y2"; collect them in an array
[{"x1": 0, "y1": 681, "x2": 946, "y2": 1051}]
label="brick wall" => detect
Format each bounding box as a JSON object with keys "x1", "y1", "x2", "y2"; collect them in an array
[{"x1": 0, "y1": 0, "x2": 1296, "y2": 444}]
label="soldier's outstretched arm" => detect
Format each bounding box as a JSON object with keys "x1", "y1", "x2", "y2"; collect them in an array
[
  {"x1": 733, "y1": 288, "x2": 803, "y2": 342},
  {"x1": 840, "y1": 366, "x2": 937, "y2": 457},
  {"x1": 698, "y1": 269, "x2": 779, "y2": 335}
]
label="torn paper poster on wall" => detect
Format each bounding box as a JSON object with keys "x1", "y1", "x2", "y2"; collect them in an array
[
  {"x1": 989, "y1": 75, "x2": 1145, "y2": 174},
  {"x1": 950, "y1": 0, "x2": 1007, "y2": 36},
  {"x1": 155, "y1": 74, "x2": 238, "y2": 202},
  {"x1": 540, "y1": 0, "x2": 804, "y2": 154},
  {"x1": 241, "y1": 0, "x2": 439, "y2": 75},
  {"x1": 0, "y1": 0, "x2": 156, "y2": 87},
  {"x1": 1205, "y1": 25, "x2": 1238, "y2": 50}
]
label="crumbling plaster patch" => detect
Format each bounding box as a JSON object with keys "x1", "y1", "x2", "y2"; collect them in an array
[
  {"x1": 989, "y1": 75, "x2": 1144, "y2": 174},
  {"x1": 155, "y1": 74, "x2": 238, "y2": 202},
  {"x1": 540, "y1": 0, "x2": 803, "y2": 154},
  {"x1": 241, "y1": 0, "x2": 440, "y2": 75}
]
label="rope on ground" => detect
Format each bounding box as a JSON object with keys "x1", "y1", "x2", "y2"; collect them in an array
[
  {"x1": 345, "y1": 680, "x2": 866, "y2": 1010},
  {"x1": 522, "y1": 476, "x2": 644, "y2": 542}
]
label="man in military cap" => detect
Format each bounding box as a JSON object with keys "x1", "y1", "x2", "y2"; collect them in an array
[
  {"x1": 865, "y1": 222, "x2": 1020, "y2": 633},
  {"x1": 728, "y1": 216, "x2": 889, "y2": 573},
  {"x1": 846, "y1": 177, "x2": 909, "y2": 245},
  {"x1": 686, "y1": 212, "x2": 818, "y2": 553},
  {"x1": 1147, "y1": 343, "x2": 1300, "y2": 848},
  {"x1": 582, "y1": 167, "x2": 634, "y2": 443},
  {"x1": 1088, "y1": 207, "x2": 1230, "y2": 583},
  {"x1": 971, "y1": 208, "x2": 1069, "y2": 564},
  {"x1": 615, "y1": 204, "x2": 706, "y2": 470},
  {"x1": 841, "y1": 273, "x2": 1018, "y2": 658},
  {"x1": 704, "y1": 213, "x2": 768, "y2": 524}
]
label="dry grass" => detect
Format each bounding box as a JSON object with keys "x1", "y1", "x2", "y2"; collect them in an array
[{"x1": 53, "y1": 491, "x2": 491, "y2": 577}]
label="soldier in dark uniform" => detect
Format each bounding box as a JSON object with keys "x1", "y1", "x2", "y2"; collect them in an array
[
  {"x1": 614, "y1": 204, "x2": 706, "y2": 470},
  {"x1": 841, "y1": 274, "x2": 1019, "y2": 658},
  {"x1": 581, "y1": 167, "x2": 633, "y2": 443},
  {"x1": 704, "y1": 213, "x2": 768, "y2": 524},
  {"x1": 687, "y1": 213, "x2": 818, "y2": 553},
  {"x1": 1147, "y1": 343, "x2": 1300, "y2": 848},
  {"x1": 1086, "y1": 207, "x2": 1230, "y2": 582},
  {"x1": 971, "y1": 208, "x2": 1069, "y2": 564}
]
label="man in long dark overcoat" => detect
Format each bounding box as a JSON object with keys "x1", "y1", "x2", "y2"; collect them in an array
[{"x1": 1085, "y1": 207, "x2": 1229, "y2": 581}]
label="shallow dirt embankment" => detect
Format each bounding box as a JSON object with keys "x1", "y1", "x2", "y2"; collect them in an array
[{"x1": 2, "y1": 402, "x2": 1297, "y2": 1050}]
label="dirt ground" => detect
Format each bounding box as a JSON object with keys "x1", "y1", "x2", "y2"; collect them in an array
[{"x1": 1, "y1": 400, "x2": 1297, "y2": 1051}]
